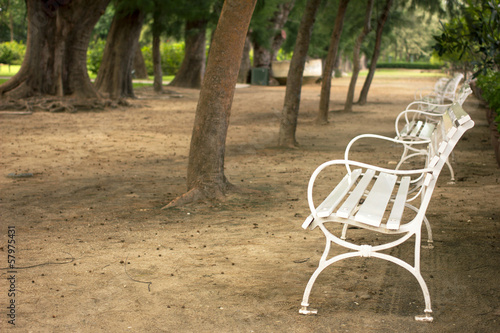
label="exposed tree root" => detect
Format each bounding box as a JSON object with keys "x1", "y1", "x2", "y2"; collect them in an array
[
  {"x1": 0, "y1": 96, "x2": 130, "y2": 113},
  {"x1": 162, "y1": 181, "x2": 261, "y2": 210}
]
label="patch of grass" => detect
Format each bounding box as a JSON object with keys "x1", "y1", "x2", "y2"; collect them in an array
[
  {"x1": 359, "y1": 69, "x2": 447, "y2": 78},
  {"x1": 0, "y1": 64, "x2": 20, "y2": 76}
]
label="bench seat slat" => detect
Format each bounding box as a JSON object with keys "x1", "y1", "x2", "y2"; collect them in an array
[
  {"x1": 418, "y1": 123, "x2": 435, "y2": 140},
  {"x1": 316, "y1": 169, "x2": 362, "y2": 218},
  {"x1": 354, "y1": 172, "x2": 397, "y2": 227},
  {"x1": 409, "y1": 121, "x2": 423, "y2": 137},
  {"x1": 400, "y1": 120, "x2": 416, "y2": 136},
  {"x1": 386, "y1": 176, "x2": 411, "y2": 230},
  {"x1": 336, "y1": 169, "x2": 376, "y2": 218}
]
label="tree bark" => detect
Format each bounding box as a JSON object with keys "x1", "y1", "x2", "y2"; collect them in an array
[
  {"x1": 94, "y1": 7, "x2": 144, "y2": 99},
  {"x1": 169, "y1": 19, "x2": 207, "y2": 89},
  {"x1": 163, "y1": 0, "x2": 258, "y2": 208},
  {"x1": 133, "y1": 47, "x2": 148, "y2": 79},
  {"x1": 237, "y1": 33, "x2": 252, "y2": 83},
  {"x1": 277, "y1": 0, "x2": 322, "y2": 148},
  {"x1": 252, "y1": 1, "x2": 295, "y2": 71},
  {"x1": 317, "y1": 0, "x2": 350, "y2": 124},
  {"x1": 344, "y1": 0, "x2": 374, "y2": 112},
  {"x1": 358, "y1": 0, "x2": 393, "y2": 105},
  {"x1": 152, "y1": 32, "x2": 162, "y2": 92},
  {"x1": 0, "y1": 0, "x2": 110, "y2": 108}
]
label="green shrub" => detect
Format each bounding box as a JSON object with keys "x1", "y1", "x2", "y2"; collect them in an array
[
  {"x1": 161, "y1": 42, "x2": 184, "y2": 76},
  {"x1": 142, "y1": 41, "x2": 185, "y2": 76},
  {"x1": 87, "y1": 39, "x2": 106, "y2": 75},
  {"x1": 0, "y1": 41, "x2": 26, "y2": 65},
  {"x1": 476, "y1": 70, "x2": 500, "y2": 132}
]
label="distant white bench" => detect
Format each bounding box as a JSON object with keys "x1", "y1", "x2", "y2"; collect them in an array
[
  {"x1": 395, "y1": 82, "x2": 472, "y2": 180},
  {"x1": 299, "y1": 103, "x2": 474, "y2": 322},
  {"x1": 414, "y1": 73, "x2": 464, "y2": 104}
]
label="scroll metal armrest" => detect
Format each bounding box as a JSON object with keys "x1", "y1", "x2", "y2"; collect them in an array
[
  {"x1": 406, "y1": 100, "x2": 452, "y2": 113},
  {"x1": 344, "y1": 133, "x2": 431, "y2": 162}
]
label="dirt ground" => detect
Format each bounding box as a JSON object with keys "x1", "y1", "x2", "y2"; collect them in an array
[{"x1": 1, "y1": 72, "x2": 499, "y2": 333}]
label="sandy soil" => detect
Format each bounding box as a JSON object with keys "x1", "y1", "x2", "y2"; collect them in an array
[{"x1": 1, "y1": 72, "x2": 499, "y2": 333}]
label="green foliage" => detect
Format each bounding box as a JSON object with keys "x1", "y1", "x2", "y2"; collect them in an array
[
  {"x1": 86, "y1": 39, "x2": 106, "y2": 75},
  {"x1": 433, "y1": 0, "x2": 500, "y2": 76},
  {"x1": 0, "y1": 40, "x2": 25, "y2": 65},
  {"x1": 141, "y1": 41, "x2": 185, "y2": 76},
  {"x1": 0, "y1": 0, "x2": 27, "y2": 42},
  {"x1": 476, "y1": 70, "x2": 500, "y2": 132}
]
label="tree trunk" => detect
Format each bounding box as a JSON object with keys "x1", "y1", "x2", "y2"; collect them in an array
[
  {"x1": 358, "y1": 0, "x2": 393, "y2": 105},
  {"x1": 252, "y1": 2, "x2": 295, "y2": 71},
  {"x1": 277, "y1": 0, "x2": 322, "y2": 148},
  {"x1": 0, "y1": 0, "x2": 110, "y2": 109},
  {"x1": 153, "y1": 32, "x2": 163, "y2": 92},
  {"x1": 8, "y1": 0, "x2": 14, "y2": 42},
  {"x1": 94, "y1": 8, "x2": 144, "y2": 99},
  {"x1": 270, "y1": 2, "x2": 295, "y2": 62},
  {"x1": 317, "y1": 0, "x2": 350, "y2": 124},
  {"x1": 133, "y1": 47, "x2": 149, "y2": 79},
  {"x1": 237, "y1": 34, "x2": 252, "y2": 83},
  {"x1": 169, "y1": 19, "x2": 207, "y2": 89},
  {"x1": 344, "y1": 0, "x2": 374, "y2": 112},
  {"x1": 163, "y1": 0, "x2": 258, "y2": 208}
]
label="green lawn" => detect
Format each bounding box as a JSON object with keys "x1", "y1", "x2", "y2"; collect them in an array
[
  {"x1": 0, "y1": 64, "x2": 21, "y2": 76},
  {"x1": 0, "y1": 66, "x2": 443, "y2": 88}
]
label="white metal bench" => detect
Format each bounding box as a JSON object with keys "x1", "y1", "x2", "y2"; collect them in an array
[
  {"x1": 299, "y1": 103, "x2": 474, "y2": 322},
  {"x1": 414, "y1": 73, "x2": 464, "y2": 104},
  {"x1": 395, "y1": 82, "x2": 472, "y2": 180}
]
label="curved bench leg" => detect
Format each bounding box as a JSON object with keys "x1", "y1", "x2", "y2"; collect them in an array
[
  {"x1": 445, "y1": 157, "x2": 455, "y2": 182},
  {"x1": 299, "y1": 241, "x2": 360, "y2": 315},
  {"x1": 300, "y1": 244, "x2": 433, "y2": 321},
  {"x1": 422, "y1": 215, "x2": 434, "y2": 249}
]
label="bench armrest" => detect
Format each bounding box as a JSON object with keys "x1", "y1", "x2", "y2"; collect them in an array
[
  {"x1": 307, "y1": 159, "x2": 433, "y2": 220},
  {"x1": 406, "y1": 100, "x2": 452, "y2": 112},
  {"x1": 344, "y1": 133, "x2": 430, "y2": 162}
]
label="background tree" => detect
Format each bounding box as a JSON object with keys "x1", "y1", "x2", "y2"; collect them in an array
[
  {"x1": 169, "y1": 0, "x2": 219, "y2": 89},
  {"x1": 95, "y1": 2, "x2": 146, "y2": 99},
  {"x1": 278, "y1": 0, "x2": 322, "y2": 147},
  {"x1": 358, "y1": 0, "x2": 447, "y2": 105},
  {"x1": 0, "y1": 0, "x2": 110, "y2": 111},
  {"x1": 164, "y1": 0, "x2": 258, "y2": 208},
  {"x1": 317, "y1": 0, "x2": 350, "y2": 124},
  {"x1": 0, "y1": 0, "x2": 26, "y2": 42},
  {"x1": 357, "y1": 0, "x2": 393, "y2": 105},
  {"x1": 250, "y1": 0, "x2": 296, "y2": 73},
  {"x1": 343, "y1": 0, "x2": 374, "y2": 112}
]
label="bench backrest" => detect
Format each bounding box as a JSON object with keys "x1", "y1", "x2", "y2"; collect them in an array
[
  {"x1": 441, "y1": 73, "x2": 464, "y2": 103},
  {"x1": 428, "y1": 103, "x2": 474, "y2": 175}
]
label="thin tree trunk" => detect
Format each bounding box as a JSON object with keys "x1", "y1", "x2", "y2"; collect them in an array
[
  {"x1": 277, "y1": 0, "x2": 322, "y2": 148},
  {"x1": 169, "y1": 19, "x2": 207, "y2": 89},
  {"x1": 8, "y1": 0, "x2": 14, "y2": 42},
  {"x1": 133, "y1": 47, "x2": 148, "y2": 79},
  {"x1": 153, "y1": 33, "x2": 162, "y2": 92},
  {"x1": 163, "y1": 0, "x2": 258, "y2": 208},
  {"x1": 358, "y1": 0, "x2": 393, "y2": 105},
  {"x1": 238, "y1": 34, "x2": 252, "y2": 83},
  {"x1": 344, "y1": 0, "x2": 374, "y2": 112},
  {"x1": 317, "y1": 0, "x2": 350, "y2": 124},
  {"x1": 95, "y1": 8, "x2": 144, "y2": 99},
  {"x1": 252, "y1": 1, "x2": 295, "y2": 71},
  {"x1": 270, "y1": 1, "x2": 295, "y2": 61},
  {"x1": 0, "y1": 0, "x2": 109, "y2": 109}
]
